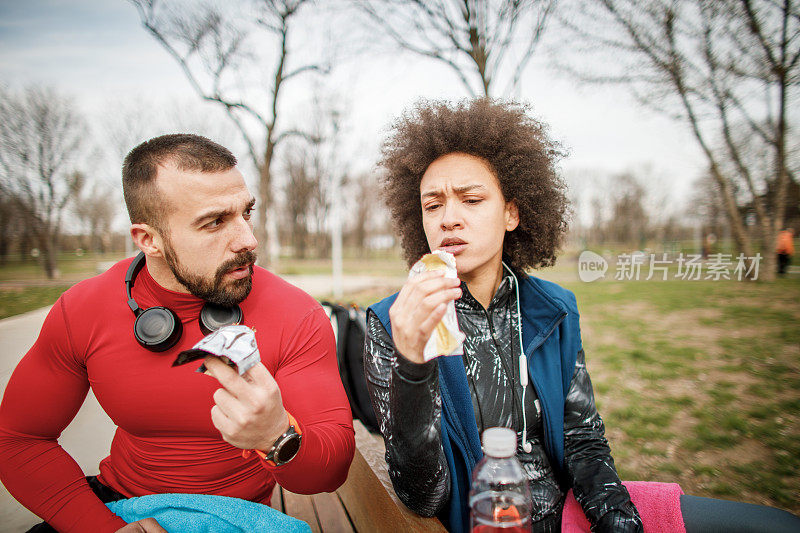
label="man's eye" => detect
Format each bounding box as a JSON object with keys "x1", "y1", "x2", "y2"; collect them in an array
[
  {"x1": 206, "y1": 218, "x2": 223, "y2": 229},
  {"x1": 465, "y1": 198, "x2": 482, "y2": 204},
  {"x1": 424, "y1": 204, "x2": 441, "y2": 212},
  {"x1": 243, "y1": 208, "x2": 253, "y2": 219}
]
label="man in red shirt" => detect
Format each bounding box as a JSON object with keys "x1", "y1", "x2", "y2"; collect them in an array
[{"x1": 0, "y1": 134, "x2": 355, "y2": 532}]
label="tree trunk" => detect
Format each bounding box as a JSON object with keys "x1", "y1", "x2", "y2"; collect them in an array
[
  {"x1": 293, "y1": 214, "x2": 307, "y2": 259},
  {"x1": 680, "y1": 96, "x2": 755, "y2": 273},
  {"x1": 40, "y1": 233, "x2": 60, "y2": 279},
  {"x1": 0, "y1": 223, "x2": 10, "y2": 266},
  {"x1": 19, "y1": 223, "x2": 33, "y2": 262},
  {"x1": 256, "y1": 138, "x2": 275, "y2": 268},
  {"x1": 0, "y1": 236, "x2": 8, "y2": 265},
  {"x1": 760, "y1": 230, "x2": 777, "y2": 281},
  {"x1": 0, "y1": 204, "x2": 11, "y2": 264},
  {"x1": 762, "y1": 66, "x2": 791, "y2": 282}
]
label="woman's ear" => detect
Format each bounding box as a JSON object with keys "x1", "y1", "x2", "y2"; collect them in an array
[{"x1": 505, "y1": 200, "x2": 519, "y2": 231}]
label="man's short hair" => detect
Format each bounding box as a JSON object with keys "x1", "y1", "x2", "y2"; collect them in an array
[{"x1": 122, "y1": 133, "x2": 237, "y2": 231}]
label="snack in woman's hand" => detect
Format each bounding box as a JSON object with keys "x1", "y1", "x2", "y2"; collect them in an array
[
  {"x1": 408, "y1": 250, "x2": 465, "y2": 361},
  {"x1": 172, "y1": 324, "x2": 260, "y2": 376}
]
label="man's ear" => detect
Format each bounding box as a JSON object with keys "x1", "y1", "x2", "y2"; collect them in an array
[
  {"x1": 505, "y1": 200, "x2": 519, "y2": 232},
  {"x1": 130, "y1": 223, "x2": 164, "y2": 258}
]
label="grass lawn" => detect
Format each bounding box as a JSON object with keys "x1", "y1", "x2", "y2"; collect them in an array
[
  {"x1": 561, "y1": 276, "x2": 800, "y2": 514},
  {"x1": 0, "y1": 285, "x2": 73, "y2": 319},
  {"x1": 1, "y1": 254, "x2": 798, "y2": 514},
  {"x1": 0, "y1": 252, "x2": 126, "y2": 319},
  {"x1": 0, "y1": 252, "x2": 126, "y2": 281},
  {"x1": 276, "y1": 253, "x2": 410, "y2": 277}
]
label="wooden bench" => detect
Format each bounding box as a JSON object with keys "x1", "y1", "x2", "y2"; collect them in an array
[{"x1": 269, "y1": 420, "x2": 447, "y2": 532}]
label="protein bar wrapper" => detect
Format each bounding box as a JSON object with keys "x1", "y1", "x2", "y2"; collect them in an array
[
  {"x1": 409, "y1": 250, "x2": 465, "y2": 361},
  {"x1": 172, "y1": 324, "x2": 260, "y2": 376}
]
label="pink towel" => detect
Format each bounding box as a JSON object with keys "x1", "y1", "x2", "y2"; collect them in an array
[{"x1": 561, "y1": 481, "x2": 685, "y2": 533}]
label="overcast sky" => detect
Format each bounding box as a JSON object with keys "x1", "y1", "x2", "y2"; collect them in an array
[{"x1": 0, "y1": 0, "x2": 705, "y2": 222}]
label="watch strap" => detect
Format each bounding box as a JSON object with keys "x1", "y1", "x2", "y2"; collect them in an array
[{"x1": 242, "y1": 412, "x2": 301, "y2": 466}]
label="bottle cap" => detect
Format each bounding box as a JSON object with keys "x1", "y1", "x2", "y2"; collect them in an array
[{"x1": 482, "y1": 427, "x2": 516, "y2": 457}]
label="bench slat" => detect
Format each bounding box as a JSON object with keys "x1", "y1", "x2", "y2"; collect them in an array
[
  {"x1": 311, "y1": 491, "x2": 355, "y2": 533},
  {"x1": 283, "y1": 489, "x2": 322, "y2": 533},
  {"x1": 268, "y1": 483, "x2": 283, "y2": 513},
  {"x1": 337, "y1": 445, "x2": 447, "y2": 533},
  {"x1": 341, "y1": 421, "x2": 447, "y2": 532},
  {"x1": 272, "y1": 420, "x2": 445, "y2": 532}
]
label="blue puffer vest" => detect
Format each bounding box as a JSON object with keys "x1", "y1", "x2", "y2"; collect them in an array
[{"x1": 369, "y1": 274, "x2": 581, "y2": 533}]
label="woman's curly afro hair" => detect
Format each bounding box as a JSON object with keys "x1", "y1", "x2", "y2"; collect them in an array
[{"x1": 379, "y1": 98, "x2": 570, "y2": 271}]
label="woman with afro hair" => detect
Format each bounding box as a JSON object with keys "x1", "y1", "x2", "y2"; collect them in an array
[
  {"x1": 363, "y1": 98, "x2": 642, "y2": 532},
  {"x1": 363, "y1": 99, "x2": 800, "y2": 533}
]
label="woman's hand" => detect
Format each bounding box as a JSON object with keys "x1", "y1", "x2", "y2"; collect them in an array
[
  {"x1": 116, "y1": 517, "x2": 167, "y2": 532},
  {"x1": 389, "y1": 270, "x2": 462, "y2": 364}
]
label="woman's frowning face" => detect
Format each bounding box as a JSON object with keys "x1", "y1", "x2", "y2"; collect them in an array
[{"x1": 419, "y1": 153, "x2": 518, "y2": 283}]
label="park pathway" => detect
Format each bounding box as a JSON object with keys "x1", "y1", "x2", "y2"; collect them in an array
[{"x1": 0, "y1": 273, "x2": 402, "y2": 532}]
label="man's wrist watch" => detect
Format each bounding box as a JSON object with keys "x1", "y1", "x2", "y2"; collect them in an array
[
  {"x1": 259, "y1": 412, "x2": 302, "y2": 466},
  {"x1": 242, "y1": 412, "x2": 303, "y2": 466},
  {"x1": 265, "y1": 426, "x2": 302, "y2": 466}
]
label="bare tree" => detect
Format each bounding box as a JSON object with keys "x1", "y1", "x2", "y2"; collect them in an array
[
  {"x1": 608, "y1": 172, "x2": 649, "y2": 246},
  {"x1": 75, "y1": 180, "x2": 117, "y2": 254},
  {"x1": 345, "y1": 171, "x2": 381, "y2": 255},
  {"x1": 559, "y1": 0, "x2": 799, "y2": 279},
  {"x1": 356, "y1": 0, "x2": 557, "y2": 96},
  {"x1": 131, "y1": 0, "x2": 327, "y2": 266},
  {"x1": 581, "y1": 168, "x2": 692, "y2": 249},
  {"x1": 282, "y1": 146, "x2": 318, "y2": 258},
  {"x1": 585, "y1": 172, "x2": 650, "y2": 247},
  {"x1": 0, "y1": 87, "x2": 85, "y2": 278},
  {"x1": 588, "y1": 195, "x2": 607, "y2": 245},
  {"x1": 279, "y1": 89, "x2": 350, "y2": 260},
  {"x1": 0, "y1": 191, "x2": 23, "y2": 264}
]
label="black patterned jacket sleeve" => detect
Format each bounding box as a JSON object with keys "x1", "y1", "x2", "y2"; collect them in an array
[
  {"x1": 563, "y1": 348, "x2": 643, "y2": 532},
  {"x1": 363, "y1": 310, "x2": 451, "y2": 517}
]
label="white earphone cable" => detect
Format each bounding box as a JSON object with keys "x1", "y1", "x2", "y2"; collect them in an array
[{"x1": 503, "y1": 262, "x2": 533, "y2": 454}]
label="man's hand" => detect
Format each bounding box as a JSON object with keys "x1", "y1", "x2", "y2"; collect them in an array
[
  {"x1": 203, "y1": 357, "x2": 290, "y2": 452},
  {"x1": 389, "y1": 269, "x2": 462, "y2": 364},
  {"x1": 116, "y1": 518, "x2": 167, "y2": 533}
]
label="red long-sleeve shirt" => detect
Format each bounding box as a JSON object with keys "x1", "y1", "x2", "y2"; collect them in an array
[{"x1": 0, "y1": 258, "x2": 355, "y2": 532}]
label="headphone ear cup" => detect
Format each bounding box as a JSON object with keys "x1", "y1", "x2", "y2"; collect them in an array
[
  {"x1": 134, "y1": 306, "x2": 183, "y2": 352},
  {"x1": 199, "y1": 303, "x2": 243, "y2": 335}
]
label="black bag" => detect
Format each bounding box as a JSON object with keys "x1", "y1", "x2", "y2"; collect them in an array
[{"x1": 320, "y1": 301, "x2": 380, "y2": 433}]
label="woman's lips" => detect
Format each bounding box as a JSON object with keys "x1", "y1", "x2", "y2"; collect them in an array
[{"x1": 438, "y1": 243, "x2": 467, "y2": 255}]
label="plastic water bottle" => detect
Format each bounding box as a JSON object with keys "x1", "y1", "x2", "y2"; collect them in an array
[{"x1": 469, "y1": 427, "x2": 532, "y2": 533}]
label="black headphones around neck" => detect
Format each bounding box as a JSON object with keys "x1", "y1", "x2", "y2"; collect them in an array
[{"x1": 125, "y1": 252, "x2": 243, "y2": 352}]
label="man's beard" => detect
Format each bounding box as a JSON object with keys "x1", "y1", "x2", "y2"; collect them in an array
[{"x1": 163, "y1": 241, "x2": 257, "y2": 307}]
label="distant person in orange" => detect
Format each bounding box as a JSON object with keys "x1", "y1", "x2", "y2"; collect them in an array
[{"x1": 776, "y1": 228, "x2": 794, "y2": 276}]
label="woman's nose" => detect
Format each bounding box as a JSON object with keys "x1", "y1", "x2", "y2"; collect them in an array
[{"x1": 440, "y1": 201, "x2": 464, "y2": 230}]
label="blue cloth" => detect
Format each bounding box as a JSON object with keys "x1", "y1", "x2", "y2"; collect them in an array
[
  {"x1": 369, "y1": 272, "x2": 581, "y2": 533},
  {"x1": 106, "y1": 493, "x2": 312, "y2": 533}
]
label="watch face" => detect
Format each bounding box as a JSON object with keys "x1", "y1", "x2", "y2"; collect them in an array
[{"x1": 276, "y1": 434, "x2": 302, "y2": 464}]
